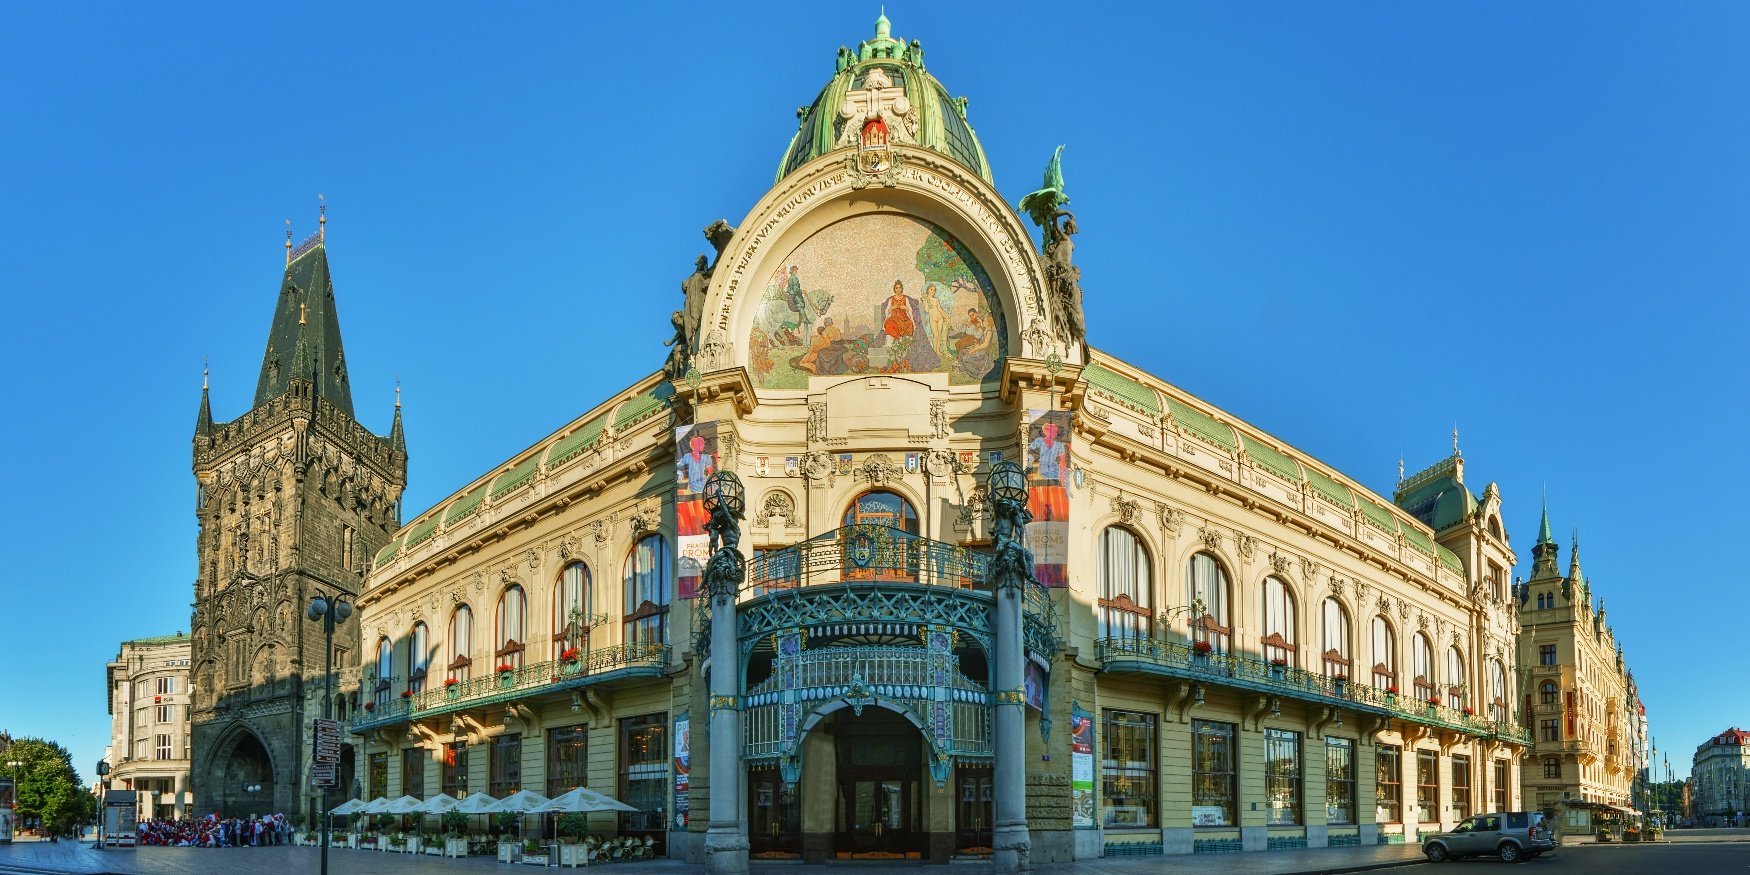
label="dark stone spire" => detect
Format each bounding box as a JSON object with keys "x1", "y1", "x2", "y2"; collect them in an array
[
  {"x1": 195, "y1": 364, "x2": 213, "y2": 437},
  {"x1": 255, "y1": 225, "x2": 354, "y2": 416},
  {"x1": 390, "y1": 384, "x2": 406, "y2": 457}
]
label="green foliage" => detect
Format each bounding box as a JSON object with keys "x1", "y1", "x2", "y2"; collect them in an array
[
  {"x1": 289, "y1": 812, "x2": 306, "y2": 829},
  {"x1": 495, "y1": 811, "x2": 519, "y2": 834},
  {"x1": 914, "y1": 229, "x2": 976, "y2": 288},
  {"x1": 5, "y1": 737, "x2": 95, "y2": 834},
  {"x1": 442, "y1": 809, "x2": 469, "y2": 837},
  {"x1": 523, "y1": 837, "x2": 540, "y2": 854},
  {"x1": 375, "y1": 812, "x2": 395, "y2": 832},
  {"x1": 558, "y1": 813, "x2": 588, "y2": 840}
]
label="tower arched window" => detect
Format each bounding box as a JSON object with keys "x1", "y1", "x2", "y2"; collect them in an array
[
  {"x1": 374, "y1": 636, "x2": 393, "y2": 708},
  {"x1": 840, "y1": 491, "x2": 920, "y2": 582},
  {"x1": 448, "y1": 604, "x2": 473, "y2": 682},
  {"x1": 1447, "y1": 646, "x2": 1465, "y2": 709},
  {"x1": 408, "y1": 622, "x2": 429, "y2": 694},
  {"x1": 1321, "y1": 598, "x2": 1351, "y2": 680},
  {"x1": 1371, "y1": 617, "x2": 1397, "y2": 690},
  {"x1": 1412, "y1": 632, "x2": 1435, "y2": 701},
  {"x1": 1096, "y1": 527, "x2": 1151, "y2": 640},
  {"x1": 554, "y1": 562, "x2": 591, "y2": 660},
  {"x1": 624, "y1": 535, "x2": 671, "y2": 646},
  {"x1": 842, "y1": 489, "x2": 919, "y2": 533},
  {"x1": 496, "y1": 584, "x2": 527, "y2": 669},
  {"x1": 1540, "y1": 681, "x2": 1558, "y2": 705},
  {"x1": 1262, "y1": 577, "x2": 1296, "y2": 668},
  {"x1": 1187, "y1": 552, "x2": 1231, "y2": 654}
]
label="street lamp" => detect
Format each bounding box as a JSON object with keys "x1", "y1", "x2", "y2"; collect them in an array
[{"x1": 306, "y1": 593, "x2": 351, "y2": 875}]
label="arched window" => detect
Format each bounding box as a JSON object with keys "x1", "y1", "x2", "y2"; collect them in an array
[
  {"x1": 408, "y1": 622, "x2": 429, "y2": 694},
  {"x1": 1447, "y1": 647, "x2": 1465, "y2": 710},
  {"x1": 496, "y1": 585, "x2": 527, "y2": 670},
  {"x1": 842, "y1": 490, "x2": 919, "y2": 533},
  {"x1": 1261, "y1": 577, "x2": 1296, "y2": 668},
  {"x1": 1542, "y1": 757, "x2": 1561, "y2": 779},
  {"x1": 448, "y1": 604, "x2": 473, "y2": 682},
  {"x1": 1490, "y1": 661, "x2": 1507, "y2": 722},
  {"x1": 374, "y1": 636, "x2": 393, "y2": 708},
  {"x1": 624, "y1": 534, "x2": 671, "y2": 646},
  {"x1": 1539, "y1": 681, "x2": 1558, "y2": 705},
  {"x1": 1097, "y1": 527, "x2": 1151, "y2": 640},
  {"x1": 1412, "y1": 633, "x2": 1435, "y2": 701},
  {"x1": 1187, "y1": 552, "x2": 1231, "y2": 653},
  {"x1": 1321, "y1": 599, "x2": 1351, "y2": 680},
  {"x1": 841, "y1": 491, "x2": 921, "y2": 582},
  {"x1": 1488, "y1": 516, "x2": 1503, "y2": 541},
  {"x1": 1371, "y1": 617, "x2": 1396, "y2": 690},
  {"x1": 554, "y1": 562, "x2": 591, "y2": 660}
]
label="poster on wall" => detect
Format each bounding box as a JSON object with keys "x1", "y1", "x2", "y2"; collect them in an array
[
  {"x1": 674, "y1": 422, "x2": 719, "y2": 599},
  {"x1": 1024, "y1": 660, "x2": 1046, "y2": 711},
  {"x1": 1070, "y1": 705, "x2": 1094, "y2": 828},
  {"x1": 1025, "y1": 410, "x2": 1071, "y2": 587},
  {"x1": 673, "y1": 711, "x2": 690, "y2": 828}
]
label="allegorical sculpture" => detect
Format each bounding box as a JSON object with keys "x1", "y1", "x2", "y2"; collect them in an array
[
  {"x1": 662, "y1": 310, "x2": 690, "y2": 381},
  {"x1": 1019, "y1": 146, "x2": 1086, "y2": 350},
  {"x1": 985, "y1": 460, "x2": 1036, "y2": 591},
  {"x1": 701, "y1": 470, "x2": 747, "y2": 596}
]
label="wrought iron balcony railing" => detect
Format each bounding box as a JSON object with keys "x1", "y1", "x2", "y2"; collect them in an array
[
  {"x1": 746, "y1": 644, "x2": 985, "y2": 698},
  {"x1": 1096, "y1": 637, "x2": 1531, "y2": 745},
  {"x1": 747, "y1": 525, "x2": 988, "y2": 593},
  {"x1": 349, "y1": 642, "x2": 668, "y2": 732}
]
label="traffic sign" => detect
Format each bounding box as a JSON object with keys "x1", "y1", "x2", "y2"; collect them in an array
[{"x1": 312, "y1": 718, "x2": 343, "y2": 764}]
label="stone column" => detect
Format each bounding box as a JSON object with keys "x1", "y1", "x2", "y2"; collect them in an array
[
  {"x1": 174, "y1": 773, "x2": 187, "y2": 819},
  {"x1": 703, "y1": 585, "x2": 748, "y2": 875},
  {"x1": 992, "y1": 580, "x2": 1030, "y2": 874}
]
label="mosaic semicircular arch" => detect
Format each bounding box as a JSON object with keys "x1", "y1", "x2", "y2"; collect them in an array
[{"x1": 746, "y1": 213, "x2": 1008, "y2": 389}]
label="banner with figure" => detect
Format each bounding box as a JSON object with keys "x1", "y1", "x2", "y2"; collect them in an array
[
  {"x1": 1070, "y1": 705, "x2": 1095, "y2": 828},
  {"x1": 674, "y1": 422, "x2": 719, "y2": 599},
  {"x1": 1025, "y1": 410, "x2": 1071, "y2": 587}
]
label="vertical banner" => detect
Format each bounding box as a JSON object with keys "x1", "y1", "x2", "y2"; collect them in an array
[
  {"x1": 1025, "y1": 410, "x2": 1071, "y2": 586},
  {"x1": 674, "y1": 422, "x2": 719, "y2": 599},
  {"x1": 673, "y1": 711, "x2": 691, "y2": 828},
  {"x1": 1070, "y1": 705, "x2": 1095, "y2": 828}
]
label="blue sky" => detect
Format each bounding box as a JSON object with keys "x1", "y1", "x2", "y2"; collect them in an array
[{"x1": 1, "y1": 2, "x2": 1743, "y2": 785}]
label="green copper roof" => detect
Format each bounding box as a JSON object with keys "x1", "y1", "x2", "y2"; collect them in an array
[
  {"x1": 444, "y1": 486, "x2": 484, "y2": 524},
  {"x1": 1083, "y1": 362, "x2": 1161, "y2": 414},
  {"x1": 1436, "y1": 544, "x2": 1464, "y2": 575},
  {"x1": 1401, "y1": 524, "x2": 1435, "y2": 557},
  {"x1": 615, "y1": 383, "x2": 674, "y2": 430},
  {"x1": 404, "y1": 516, "x2": 439, "y2": 548},
  {"x1": 375, "y1": 537, "x2": 403, "y2": 566},
  {"x1": 1358, "y1": 500, "x2": 1399, "y2": 536},
  {"x1": 1393, "y1": 460, "x2": 1479, "y2": 532},
  {"x1": 1536, "y1": 502, "x2": 1555, "y2": 546},
  {"x1": 1242, "y1": 435, "x2": 1302, "y2": 483},
  {"x1": 491, "y1": 452, "x2": 542, "y2": 499},
  {"x1": 1166, "y1": 398, "x2": 1237, "y2": 452},
  {"x1": 777, "y1": 16, "x2": 992, "y2": 184},
  {"x1": 1305, "y1": 467, "x2": 1356, "y2": 508},
  {"x1": 547, "y1": 416, "x2": 608, "y2": 469},
  {"x1": 254, "y1": 239, "x2": 354, "y2": 416}
]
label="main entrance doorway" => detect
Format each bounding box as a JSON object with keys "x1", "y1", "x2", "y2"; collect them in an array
[
  {"x1": 954, "y1": 765, "x2": 993, "y2": 856},
  {"x1": 833, "y1": 709, "x2": 923, "y2": 859}
]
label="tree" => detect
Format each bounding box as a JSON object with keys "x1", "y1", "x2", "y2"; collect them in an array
[{"x1": 6, "y1": 737, "x2": 96, "y2": 835}]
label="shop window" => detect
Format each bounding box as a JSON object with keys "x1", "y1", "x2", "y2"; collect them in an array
[
  {"x1": 1416, "y1": 751, "x2": 1438, "y2": 821},
  {"x1": 1264, "y1": 728, "x2": 1301, "y2": 825},
  {"x1": 547, "y1": 725, "x2": 589, "y2": 798},
  {"x1": 1377, "y1": 745, "x2": 1402, "y2": 823},
  {"x1": 1192, "y1": 719, "x2": 1237, "y2": 826},
  {"x1": 490, "y1": 733, "x2": 522, "y2": 797},
  {"x1": 1100, "y1": 710, "x2": 1157, "y2": 827},
  {"x1": 1325, "y1": 737, "x2": 1356, "y2": 825}
]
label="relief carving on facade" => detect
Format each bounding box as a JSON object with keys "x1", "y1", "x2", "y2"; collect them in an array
[
  {"x1": 1238, "y1": 534, "x2": 1259, "y2": 560},
  {"x1": 856, "y1": 453, "x2": 904, "y2": 485},
  {"x1": 1199, "y1": 527, "x2": 1222, "y2": 553},
  {"x1": 803, "y1": 451, "x2": 833, "y2": 485},
  {"x1": 929, "y1": 399, "x2": 949, "y2": 438},
  {"x1": 753, "y1": 490, "x2": 797, "y2": 527},
  {"x1": 1158, "y1": 505, "x2": 1184, "y2": 537},
  {"x1": 1269, "y1": 552, "x2": 1293, "y2": 576},
  {"x1": 807, "y1": 403, "x2": 828, "y2": 442},
  {"x1": 1110, "y1": 495, "x2": 1138, "y2": 525}
]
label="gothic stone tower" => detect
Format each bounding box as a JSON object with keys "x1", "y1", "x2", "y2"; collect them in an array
[{"x1": 189, "y1": 220, "x2": 406, "y2": 817}]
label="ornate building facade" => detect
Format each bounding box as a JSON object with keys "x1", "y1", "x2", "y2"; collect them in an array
[
  {"x1": 1691, "y1": 728, "x2": 1750, "y2": 826},
  {"x1": 1514, "y1": 516, "x2": 1647, "y2": 830},
  {"x1": 349, "y1": 16, "x2": 1531, "y2": 867},
  {"x1": 104, "y1": 633, "x2": 195, "y2": 819},
  {"x1": 189, "y1": 217, "x2": 407, "y2": 818}
]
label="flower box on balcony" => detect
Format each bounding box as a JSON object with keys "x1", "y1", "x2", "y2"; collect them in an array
[{"x1": 560, "y1": 648, "x2": 580, "y2": 662}]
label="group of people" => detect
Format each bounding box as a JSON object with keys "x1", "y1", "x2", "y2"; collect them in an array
[{"x1": 136, "y1": 813, "x2": 292, "y2": 847}]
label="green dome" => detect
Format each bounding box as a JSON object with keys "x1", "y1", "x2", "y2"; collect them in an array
[{"x1": 777, "y1": 16, "x2": 992, "y2": 184}]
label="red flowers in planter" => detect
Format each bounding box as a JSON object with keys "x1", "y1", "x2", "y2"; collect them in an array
[
  {"x1": 560, "y1": 648, "x2": 580, "y2": 661},
  {"x1": 1270, "y1": 658, "x2": 1287, "y2": 667},
  {"x1": 401, "y1": 690, "x2": 413, "y2": 699},
  {"x1": 1386, "y1": 686, "x2": 1400, "y2": 694},
  {"x1": 1462, "y1": 707, "x2": 1475, "y2": 716},
  {"x1": 444, "y1": 677, "x2": 459, "y2": 687},
  {"x1": 1192, "y1": 640, "x2": 1213, "y2": 654},
  {"x1": 364, "y1": 702, "x2": 375, "y2": 712},
  {"x1": 496, "y1": 664, "x2": 514, "y2": 673},
  {"x1": 1427, "y1": 697, "x2": 1441, "y2": 707}
]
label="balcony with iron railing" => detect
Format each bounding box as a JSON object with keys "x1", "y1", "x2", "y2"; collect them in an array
[
  {"x1": 1096, "y1": 636, "x2": 1532, "y2": 745},
  {"x1": 349, "y1": 642, "x2": 668, "y2": 732}
]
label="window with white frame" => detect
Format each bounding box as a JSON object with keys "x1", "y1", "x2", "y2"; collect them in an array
[
  {"x1": 1187, "y1": 552, "x2": 1230, "y2": 654},
  {"x1": 1490, "y1": 661, "x2": 1507, "y2": 722},
  {"x1": 1097, "y1": 527, "x2": 1151, "y2": 640},
  {"x1": 1446, "y1": 646, "x2": 1465, "y2": 710},
  {"x1": 1322, "y1": 599, "x2": 1351, "y2": 680},
  {"x1": 554, "y1": 562, "x2": 591, "y2": 660},
  {"x1": 408, "y1": 621, "x2": 429, "y2": 693},
  {"x1": 1262, "y1": 577, "x2": 1296, "y2": 668},
  {"x1": 1371, "y1": 617, "x2": 1397, "y2": 690},
  {"x1": 448, "y1": 604, "x2": 473, "y2": 682},
  {"x1": 1412, "y1": 632, "x2": 1435, "y2": 701},
  {"x1": 496, "y1": 584, "x2": 527, "y2": 670},
  {"x1": 623, "y1": 535, "x2": 671, "y2": 646},
  {"x1": 374, "y1": 637, "x2": 393, "y2": 707}
]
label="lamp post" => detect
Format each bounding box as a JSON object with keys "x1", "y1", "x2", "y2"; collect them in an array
[
  {"x1": 306, "y1": 593, "x2": 352, "y2": 875},
  {"x1": 700, "y1": 470, "x2": 748, "y2": 875},
  {"x1": 986, "y1": 460, "x2": 1032, "y2": 875}
]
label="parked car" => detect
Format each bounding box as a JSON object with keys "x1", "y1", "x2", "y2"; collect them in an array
[{"x1": 1423, "y1": 811, "x2": 1555, "y2": 863}]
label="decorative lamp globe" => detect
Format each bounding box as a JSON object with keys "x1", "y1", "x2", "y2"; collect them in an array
[
  {"x1": 701, "y1": 470, "x2": 745, "y2": 519},
  {"x1": 988, "y1": 460, "x2": 1027, "y2": 507}
]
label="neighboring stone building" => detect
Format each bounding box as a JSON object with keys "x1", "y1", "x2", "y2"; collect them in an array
[
  {"x1": 348, "y1": 15, "x2": 1531, "y2": 868},
  {"x1": 105, "y1": 634, "x2": 195, "y2": 819},
  {"x1": 1691, "y1": 728, "x2": 1750, "y2": 826},
  {"x1": 188, "y1": 212, "x2": 407, "y2": 819},
  {"x1": 1514, "y1": 517, "x2": 1645, "y2": 830}
]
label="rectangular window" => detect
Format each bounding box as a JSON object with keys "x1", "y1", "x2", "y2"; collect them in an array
[
  {"x1": 1452, "y1": 755, "x2": 1472, "y2": 820},
  {"x1": 154, "y1": 734, "x2": 171, "y2": 760},
  {"x1": 1493, "y1": 760, "x2": 1509, "y2": 812},
  {"x1": 342, "y1": 525, "x2": 356, "y2": 571},
  {"x1": 1325, "y1": 737, "x2": 1356, "y2": 825},
  {"x1": 1539, "y1": 644, "x2": 1556, "y2": 666},
  {"x1": 619, "y1": 714, "x2": 668, "y2": 840},
  {"x1": 490, "y1": 733, "x2": 522, "y2": 797},
  {"x1": 1100, "y1": 710, "x2": 1158, "y2": 828},
  {"x1": 1192, "y1": 719, "x2": 1238, "y2": 827},
  {"x1": 1264, "y1": 728, "x2": 1302, "y2": 825},
  {"x1": 402, "y1": 747, "x2": 426, "y2": 799},
  {"x1": 441, "y1": 742, "x2": 469, "y2": 797},
  {"x1": 157, "y1": 677, "x2": 174, "y2": 695},
  {"x1": 1377, "y1": 745, "x2": 1401, "y2": 823},
  {"x1": 1416, "y1": 751, "x2": 1438, "y2": 821},
  {"x1": 368, "y1": 751, "x2": 388, "y2": 799},
  {"x1": 1541, "y1": 719, "x2": 1560, "y2": 742},
  {"x1": 546, "y1": 725, "x2": 589, "y2": 798},
  {"x1": 156, "y1": 704, "x2": 173, "y2": 724}
]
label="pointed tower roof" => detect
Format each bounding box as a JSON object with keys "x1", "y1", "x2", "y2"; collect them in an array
[
  {"x1": 255, "y1": 225, "x2": 354, "y2": 416},
  {"x1": 196, "y1": 362, "x2": 213, "y2": 437},
  {"x1": 390, "y1": 383, "x2": 406, "y2": 457},
  {"x1": 1536, "y1": 500, "x2": 1555, "y2": 546},
  {"x1": 1528, "y1": 496, "x2": 1562, "y2": 581}
]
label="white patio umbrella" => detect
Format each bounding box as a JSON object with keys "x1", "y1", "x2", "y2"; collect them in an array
[
  {"x1": 452, "y1": 792, "x2": 501, "y2": 814},
  {"x1": 413, "y1": 794, "x2": 463, "y2": 814},
  {"x1": 358, "y1": 797, "x2": 392, "y2": 814},
  {"x1": 383, "y1": 795, "x2": 424, "y2": 815},
  {"x1": 532, "y1": 787, "x2": 638, "y2": 814},
  {"x1": 485, "y1": 789, "x2": 552, "y2": 813},
  {"x1": 329, "y1": 798, "x2": 368, "y2": 816}
]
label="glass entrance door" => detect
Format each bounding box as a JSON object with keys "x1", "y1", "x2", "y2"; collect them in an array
[
  {"x1": 837, "y1": 767, "x2": 921, "y2": 858},
  {"x1": 748, "y1": 768, "x2": 799, "y2": 858},
  {"x1": 955, "y1": 765, "x2": 993, "y2": 855}
]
